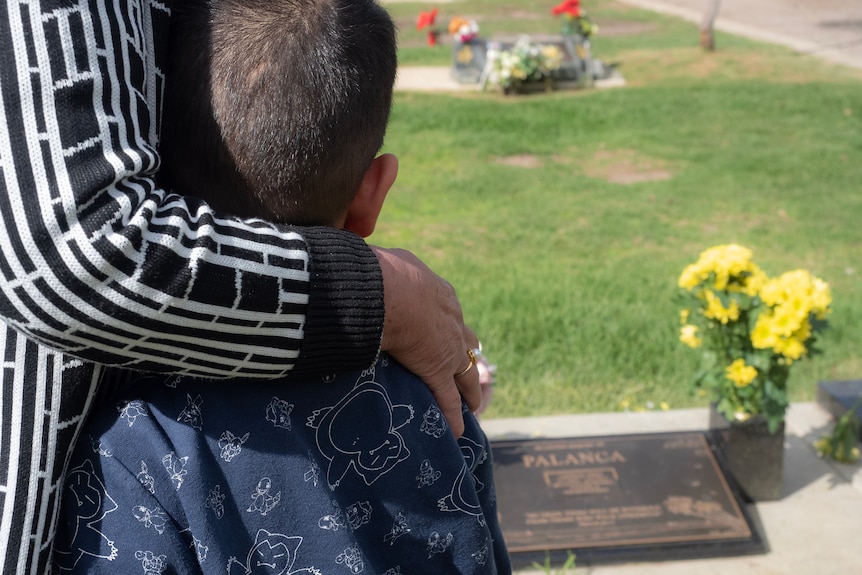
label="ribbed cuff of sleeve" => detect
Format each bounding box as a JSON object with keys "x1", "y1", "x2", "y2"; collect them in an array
[{"x1": 291, "y1": 227, "x2": 384, "y2": 378}]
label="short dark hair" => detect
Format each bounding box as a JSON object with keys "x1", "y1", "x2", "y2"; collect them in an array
[{"x1": 159, "y1": 0, "x2": 397, "y2": 225}]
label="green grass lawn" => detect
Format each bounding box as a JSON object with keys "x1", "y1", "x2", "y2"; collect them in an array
[{"x1": 373, "y1": 0, "x2": 862, "y2": 418}]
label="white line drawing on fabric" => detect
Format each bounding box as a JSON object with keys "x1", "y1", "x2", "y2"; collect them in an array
[
  {"x1": 306, "y1": 378, "x2": 413, "y2": 489},
  {"x1": 318, "y1": 501, "x2": 346, "y2": 531},
  {"x1": 179, "y1": 528, "x2": 209, "y2": 563},
  {"x1": 248, "y1": 477, "x2": 281, "y2": 516},
  {"x1": 336, "y1": 545, "x2": 364, "y2": 574},
  {"x1": 133, "y1": 505, "x2": 168, "y2": 534},
  {"x1": 218, "y1": 430, "x2": 250, "y2": 462},
  {"x1": 53, "y1": 459, "x2": 119, "y2": 571},
  {"x1": 134, "y1": 550, "x2": 168, "y2": 575},
  {"x1": 416, "y1": 459, "x2": 441, "y2": 488},
  {"x1": 420, "y1": 404, "x2": 447, "y2": 438},
  {"x1": 472, "y1": 542, "x2": 490, "y2": 565},
  {"x1": 192, "y1": 535, "x2": 209, "y2": 563},
  {"x1": 206, "y1": 485, "x2": 226, "y2": 519},
  {"x1": 137, "y1": 460, "x2": 155, "y2": 494},
  {"x1": 382, "y1": 568, "x2": 403, "y2": 575},
  {"x1": 383, "y1": 512, "x2": 411, "y2": 546},
  {"x1": 437, "y1": 435, "x2": 488, "y2": 524},
  {"x1": 345, "y1": 500, "x2": 372, "y2": 530},
  {"x1": 304, "y1": 458, "x2": 321, "y2": 487},
  {"x1": 118, "y1": 399, "x2": 149, "y2": 427},
  {"x1": 89, "y1": 434, "x2": 113, "y2": 458},
  {"x1": 178, "y1": 394, "x2": 204, "y2": 430},
  {"x1": 162, "y1": 451, "x2": 189, "y2": 490},
  {"x1": 266, "y1": 396, "x2": 294, "y2": 430},
  {"x1": 226, "y1": 530, "x2": 321, "y2": 575},
  {"x1": 426, "y1": 531, "x2": 454, "y2": 558},
  {"x1": 165, "y1": 375, "x2": 183, "y2": 388}
]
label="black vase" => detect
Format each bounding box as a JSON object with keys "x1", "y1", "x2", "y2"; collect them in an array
[{"x1": 709, "y1": 405, "x2": 785, "y2": 502}]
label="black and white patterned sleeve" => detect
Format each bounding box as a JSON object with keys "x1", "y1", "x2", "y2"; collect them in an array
[{"x1": 0, "y1": 0, "x2": 384, "y2": 379}]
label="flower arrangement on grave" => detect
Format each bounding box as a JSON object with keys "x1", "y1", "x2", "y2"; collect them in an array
[
  {"x1": 551, "y1": 0, "x2": 598, "y2": 38},
  {"x1": 485, "y1": 36, "x2": 564, "y2": 92},
  {"x1": 416, "y1": 8, "x2": 440, "y2": 46},
  {"x1": 677, "y1": 244, "x2": 831, "y2": 433},
  {"x1": 816, "y1": 398, "x2": 861, "y2": 463},
  {"x1": 448, "y1": 17, "x2": 479, "y2": 43}
]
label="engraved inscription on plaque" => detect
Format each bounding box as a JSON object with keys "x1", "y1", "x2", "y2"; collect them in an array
[{"x1": 491, "y1": 432, "x2": 754, "y2": 558}]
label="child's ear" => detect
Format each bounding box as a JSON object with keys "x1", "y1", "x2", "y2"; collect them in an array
[{"x1": 343, "y1": 153, "x2": 398, "y2": 238}]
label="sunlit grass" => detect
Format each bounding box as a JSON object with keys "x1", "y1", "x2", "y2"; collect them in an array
[{"x1": 374, "y1": 0, "x2": 862, "y2": 418}]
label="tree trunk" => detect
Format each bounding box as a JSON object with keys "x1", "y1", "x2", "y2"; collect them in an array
[{"x1": 700, "y1": 0, "x2": 722, "y2": 51}]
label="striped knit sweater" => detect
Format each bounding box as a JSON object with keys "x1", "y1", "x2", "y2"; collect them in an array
[{"x1": 0, "y1": 1, "x2": 384, "y2": 572}]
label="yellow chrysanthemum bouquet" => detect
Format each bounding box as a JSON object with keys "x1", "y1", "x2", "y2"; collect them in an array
[{"x1": 678, "y1": 245, "x2": 831, "y2": 433}]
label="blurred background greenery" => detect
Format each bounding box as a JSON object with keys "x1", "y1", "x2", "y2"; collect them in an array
[{"x1": 373, "y1": 0, "x2": 862, "y2": 418}]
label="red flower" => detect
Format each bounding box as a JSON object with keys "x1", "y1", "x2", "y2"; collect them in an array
[
  {"x1": 416, "y1": 8, "x2": 439, "y2": 30},
  {"x1": 551, "y1": 0, "x2": 581, "y2": 17}
]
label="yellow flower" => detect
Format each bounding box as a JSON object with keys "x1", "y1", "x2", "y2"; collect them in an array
[
  {"x1": 702, "y1": 290, "x2": 740, "y2": 324},
  {"x1": 726, "y1": 359, "x2": 758, "y2": 387},
  {"x1": 660, "y1": 401, "x2": 670, "y2": 411},
  {"x1": 811, "y1": 277, "x2": 832, "y2": 317},
  {"x1": 678, "y1": 264, "x2": 705, "y2": 290},
  {"x1": 679, "y1": 324, "x2": 702, "y2": 348},
  {"x1": 751, "y1": 315, "x2": 779, "y2": 349},
  {"x1": 681, "y1": 243, "x2": 773, "y2": 297},
  {"x1": 770, "y1": 304, "x2": 803, "y2": 337},
  {"x1": 761, "y1": 270, "x2": 831, "y2": 319},
  {"x1": 679, "y1": 309, "x2": 690, "y2": 324},
  {"x1": 774, "y1": 336, "x2": 806, "y2": 362},
  {"x1": 742, "y1": 268, "x2": 768, "y2": 297}
]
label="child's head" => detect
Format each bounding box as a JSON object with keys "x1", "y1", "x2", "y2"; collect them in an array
[{"x1": 160, "y1": 0, "x2": 398, "y2": 233}]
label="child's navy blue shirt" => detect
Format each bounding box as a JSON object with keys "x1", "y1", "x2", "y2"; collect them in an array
[{"x1": 54, "y1": 355, "x2": 511, "y2": 574}]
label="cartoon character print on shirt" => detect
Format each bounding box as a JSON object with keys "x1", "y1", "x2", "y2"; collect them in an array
[
  {"x1": 383, "y1": 512, "x2": 410, "y2": 546},
  {"x1": 133, "y1": 505, "x2": 168, "y2": 534},
  {"x1": 118, "y1": 399, "x2": 148, "y2": 427},
  {"x1": 336, "y1": 545, "x2": 364, "y2": 574},
  {"x1": 134, "y1": 550, "x2": 167, "y2": 575},
  {"x1": 162, "y1": 451, "x2": 189, "y2": 490},
  {"x1": 437, "y1": 435, "x2": 488, "y2": 524},
  {"x1": 345, "y1": 500, "x2": 372, "y2": 530},
  {"x1": 304, "y1": 458, "x2": 321, "y2": 487},
  {"x1": 266, "y1": 397, "x2": 294, "y2": 430},
  {"x1": 180, "y1": 528, "x2": 210, "y2": 563},
  {"x1": 248, "y1": 477, "x2": 281, "y2": 516},
  {"x1": 53, "y1": 459, "x2": 119, "y2": 571},
  {"x1": 219, "y1": 430, "x2": 250, "y2": 462},
  {"x1": 426, "y1": 532, "x2": 454, "y2": 559},
  {"x1": 420, "y1": 404, "x2": 447, "y2": 438},
  {"x1": 472, "y1": 542, "x2": 489, "y2": 566},
  {"x1": 226, "y1": 529, "x2": 320, "y2": 575},
  {"x1": 318, "y1": 501, "x2": 346, "y2": 531},
  {"x1": 207, "y1": 485, "x2": 226, "y2": 519},
  {"x1": 137, "y1": 460, "x2": 155, "y2": 494},
  {"x1": 177, "y1": 394, "x2": 204, "y2": 431},
  {"x1": 306, "y1": 370, "x2": 413, "y2": 489},
  {"x1": 89, "y1": 434, "x2": 112, "y2": 458},
  {"x1": 416, "y1": 459, "x2": 441, "y2": 488}
]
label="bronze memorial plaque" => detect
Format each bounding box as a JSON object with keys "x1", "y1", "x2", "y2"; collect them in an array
[{"x1": 491, "y1": 432, "x2": 764, "y2": 567}]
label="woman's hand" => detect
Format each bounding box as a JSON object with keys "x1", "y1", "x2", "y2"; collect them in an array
[{"x1": 373, "y1": 247, "x2": 481, "y2": 437}]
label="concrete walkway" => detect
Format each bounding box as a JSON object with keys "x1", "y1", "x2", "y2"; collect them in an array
[
  {"x1": 617, "y1": 0, "x2": 862, "y2": 71},
  {"x1": 482, "y1": 403, "x2": 862, "y2": 574}
]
